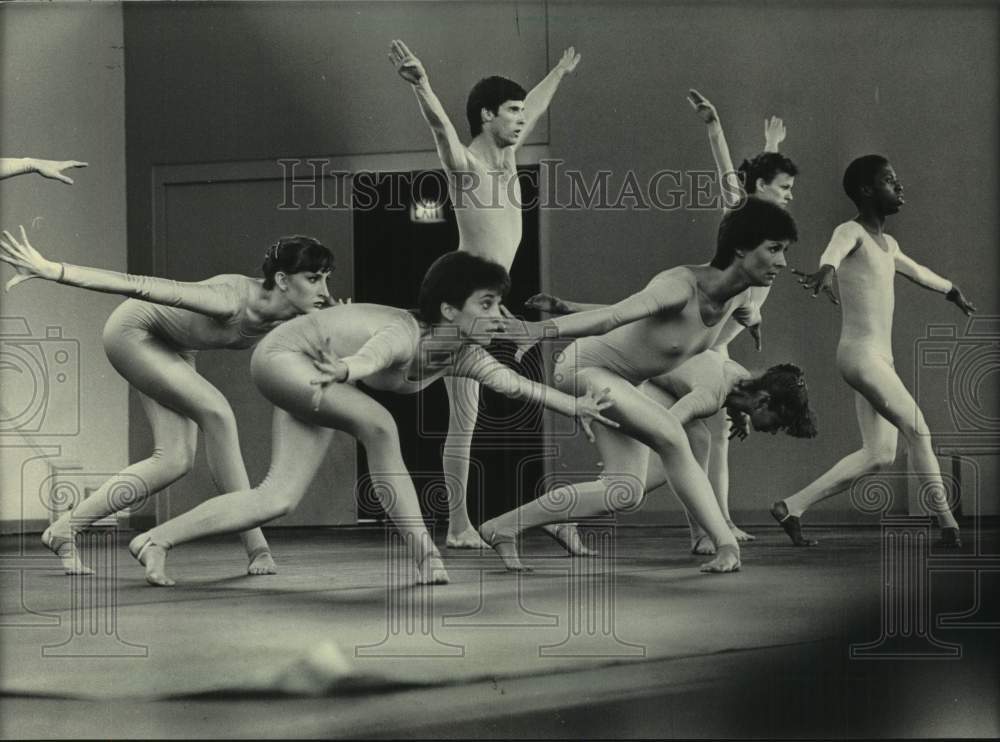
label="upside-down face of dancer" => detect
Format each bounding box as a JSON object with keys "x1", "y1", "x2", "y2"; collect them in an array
[{"x1": 724, "y1": 363, "x2": 818, "y2": 438}]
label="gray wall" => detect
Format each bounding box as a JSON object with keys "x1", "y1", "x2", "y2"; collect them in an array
[
  {"x1": 119, "y1": 1, "x2": 999, "y2": 522},
  {"x1": 0, "y1": 4, "x2": 127, "y2": 527}
]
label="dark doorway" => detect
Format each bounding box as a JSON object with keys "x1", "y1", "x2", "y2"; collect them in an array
[{"x1": 352, "y1": 167, "x2": 544, "y2": 526}]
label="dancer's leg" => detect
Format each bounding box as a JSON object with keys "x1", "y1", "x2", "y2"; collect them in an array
[
  {"x1": 43, "y1": 391, "x2": 197, "y2": 574},
  {"x1": 112, "y1": 337, "x2": 273, "y2": 571},
  {"x1": 482, "y1": 368, "x2": 739, "y2": 573},
  {"x1": 135, "y1": 351, "x2": 446, "y2": 585},
  {"x1": 842, "y1": 359, "x2": 958, "y2": 531},
  {"x1": 442, "y1": 376, "x2": 487, "y2": 548}
]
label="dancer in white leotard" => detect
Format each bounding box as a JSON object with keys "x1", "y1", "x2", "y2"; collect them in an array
[
  {"x1": 391, "y1": 39, "x2": 581, "y2": 549},
  {"x1": 0, "y1": 227, "x2": 334, "y2": 575},
  {"x1": 774, "y1": 155, "x2": 976, "y2": 547}
]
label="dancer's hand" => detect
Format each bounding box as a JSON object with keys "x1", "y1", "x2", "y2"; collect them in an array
[
  {"x1": 687, "y1": 89, "x2": 720, "y2": 127},
  {"x1": 31, "y1": 158, "x2": 88, "y2": 185},
  {"x1": 945, "y1": 285, "x2": 976, "y2": 317},
  {"x1": 575, "y1": 386, "x2": 618, "y2": 443},
  {"x1": 389, "y1": 39, "x2": 427, "y2": 86},
  {"x1": 0, "y1": 226, "x2": 62, "y2": 290},
  {"x1": 332, "y1": 296, "x2": 352, "y2": 306},
  {"x1": 732, "y1": 304, "x2": 763, "y2": 351},
  {"x1": 555, "y1": 46, "x2": 581, "y2": 76},
  {"x1": 791, "y1": 265, "x2": 839, "y2": 305},
  {"x1": 727, "y1": 410, "x2": 750, "y2": 441},
  {"x1": 524, "y1": 292, "x2": 575, "y2": 315},
  {"x1": 310, "y1": 353, "x2": 349, "y2": 411},
  {"x1": 764, "y1": 116, "x2": 786, "y2": 151}
]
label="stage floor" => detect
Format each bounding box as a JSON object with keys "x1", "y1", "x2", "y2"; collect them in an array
[{"x1": 2, "y1": 523, "x2": 998, "y2": 739}]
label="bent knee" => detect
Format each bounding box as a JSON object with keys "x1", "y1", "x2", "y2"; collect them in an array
[
  {"x1": 867, "y1": 448, "x2": 897, "y2": 470},
  {"x1": 150, "y1": 445, "x2": 196, "y2": 479}
]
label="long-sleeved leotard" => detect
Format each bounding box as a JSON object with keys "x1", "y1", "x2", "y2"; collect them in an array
[
  {"x1": 651, "y1": 350, "x2": 750, "y2": 425},
  {"x1": 254, "y1": 304, "x2": 581, "y2": 417},
  {"x1": 819, "y1": 220, "x2": 952, "y2": 364},
  {"x1": 566, "y1": 266, "x2": 755, "y2": 386}
]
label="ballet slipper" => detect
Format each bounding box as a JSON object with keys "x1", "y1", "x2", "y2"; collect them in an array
[
  {"x1": 128, "y1": 532, "x2": 175, "y2": 587},
  {"x1": 542, "y1": 523, "x2": 598, "y2": 556},
  {"x1": 770, "y1": 501, "x2": 818, "y2": 547},
  {"x1": 41, "y1": 525, "x2": 94, "y2": 575},
  {"x1": 478, "y1": 521, "x2": 532, "y2": 572},
  {"x1": 699, "y1": 543, "x2": 741, "y2": 573}
]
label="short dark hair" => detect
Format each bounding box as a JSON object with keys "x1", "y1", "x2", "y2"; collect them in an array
[
  {"x1": 842, "y1": 154, "x2": 889, "y2": 205},
  {"x1": 261, "y1": 235, "x2": 333, "y2": 289},
  {"x1": 744, "y1": 363, "x2": 818, "y2": 438},
  {"x1": 711, "y1": 198, "x2": 798, "y2": 269},
  {"x1": 416, "y1": 251, "x2": 511, "y2": 323},
  {"x1": 738, "y1": 152, "x2": 799, "y2": 193},
  {"x1": 466, "y1": 76, "x2": 527, "y2": 137}
]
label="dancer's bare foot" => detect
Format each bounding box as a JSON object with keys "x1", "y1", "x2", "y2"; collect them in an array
[
  {"x1": 690, "y1": 533, "x2": 716, "y2": 555},
  {"x1": 247, "y1": 548, "x2": 278, "y2": 575},
  {"x1": 415, "y1": 551, "x2": 450, "y2": 585},
  {"x1": 699, "y1": 543, "x2": 741, "y2": 573},
  {"x1": 41, "y1": 524, "x2": 94, "y2": 575},
  {"x1": 128, "y1": 533, "x2": 175, "y2": 587},
  {"x1": 542, "y1": 523, "x2": 598, "y2": 556},
  {"x1": 446, "y1": 526, "x2": 489, "y2": 550},
  {"x1": 770, "y1": 500, "x2": 818, "y2": 547},
  {"x1": 727, "y1": 521, "x2": 756, "y2": 542},
  {"x1": 479, "y1": 520, "x2": 532, "y2": 572}
]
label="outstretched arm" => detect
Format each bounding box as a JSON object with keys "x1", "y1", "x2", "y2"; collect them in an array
[
  {"x1": 791, "y1": 222, "x2": 861, "y2": 305},
  {"x1": 687, "y1": 89, "x2": 744, "y2": 210},
  {"x1": 524, "y1": 292, "x2": 606, "y2": 315},
  {"x1": 1, "y1": 157, "x2": 88, "y2": 184},
  {"x1": 518, "y1": 47, "x2": 581, "y2": 146},
  {"x1": 389, "y1": 40, "x2": 469, "y2": 172},
  {"x1": 507, "y1": 275, "x2": 692, "y2": 361},
  {"x1": 451, "y1": 345, "x2": 617, "y2": 442},
  {"x1": 548, "y1": 274, "x2": 691, "y2": 338},
  {"x1": 0, "y1": 226, "x2": 240, "y2": 317},
  {"x1": 894, "y1": 249, "x2": 976, "y2": 315}
]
